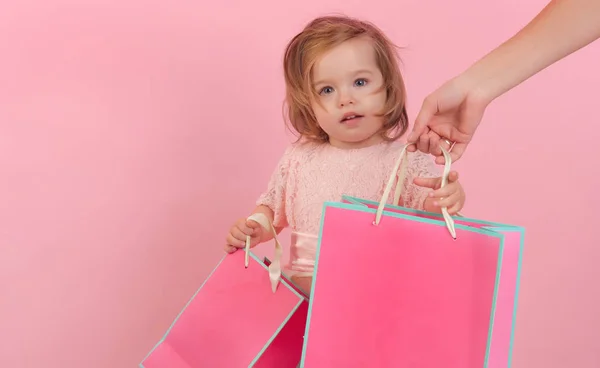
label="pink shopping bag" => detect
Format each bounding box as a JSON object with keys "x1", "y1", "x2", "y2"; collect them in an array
[
  {"x1": 141, "y1": 215, "x2": 309, "y2": 368},
  {"x1": 300, "y1": 145, "x2": 507, "y2": 368},
  {"x1": 341, "y1": 194, "x2": 524, "y2": 368}
]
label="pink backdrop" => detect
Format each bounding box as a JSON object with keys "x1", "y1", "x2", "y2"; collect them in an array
[{"x1": 1, "y1": 0, "x2": 598, "y2": 367}]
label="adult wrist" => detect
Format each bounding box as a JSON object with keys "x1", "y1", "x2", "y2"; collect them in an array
[{"x1": 454, "y1": 67, "x2": 496, "y2": 108}]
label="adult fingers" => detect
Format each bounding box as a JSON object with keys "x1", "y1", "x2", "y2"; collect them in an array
[
  {"x1": 416, "y1": 131, "x2": 431, "y2": 154},
  {"x1": 441, "y1": 100, "x2": 486, "y2": 162},
  {"x1": 427, "y1": 129, "x2": 443, "y2": 157},
  {"x1": 434, "y1": 142, "x2": 465, "y2": 164},
  {"x1": 408, "y1": 95, "x2": 437, "y2": 143},
  {"x1": 406, "y1": 127, "x2": 429, "y2": 152}
]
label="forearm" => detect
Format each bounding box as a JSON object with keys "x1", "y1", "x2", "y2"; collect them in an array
[{"x1": 462, "y1": 0, "x2": 600, "y2": 103}]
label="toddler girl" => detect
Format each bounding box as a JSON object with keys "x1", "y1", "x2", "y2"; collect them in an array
[{"x1": 225, "y1": 15, "x2": 466, "y2": 294}]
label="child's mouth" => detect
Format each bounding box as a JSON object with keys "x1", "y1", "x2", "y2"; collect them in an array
[{"x1": 341, "y1": 114, "x2": 363, "y2": 123}]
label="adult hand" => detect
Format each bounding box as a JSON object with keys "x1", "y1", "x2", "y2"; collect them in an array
[
  {"x1": 407, "y1": 77, "x2": 489, "y2": 165},
  {"x1": 407, "y1": 0, "x2": 600, "y2": 165}
]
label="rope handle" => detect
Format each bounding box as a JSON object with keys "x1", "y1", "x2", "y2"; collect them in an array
[
  {"x1": 244, "y1": 212, "x2": 282, "y2": 293},
  {"x1": 375, "y1": 143, "x2": 457, "y2": 239}
]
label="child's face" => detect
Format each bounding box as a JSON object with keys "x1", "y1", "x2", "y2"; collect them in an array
[{"x1": 310, "y1": 36, "x2": 387, "y2": 149}]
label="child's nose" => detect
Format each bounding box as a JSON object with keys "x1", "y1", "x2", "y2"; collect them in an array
[{"x1": 338, "y1": 91, "x2": 355, "y2": 107}]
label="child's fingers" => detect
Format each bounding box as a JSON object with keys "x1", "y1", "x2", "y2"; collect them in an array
[
  {"x1": 447, "y1": 200, "x2": 463, "y2": 215},
  {"x1": 224, "y1": 244, "x2": 238, "y2": 253},
  {"x1": 246, "y1": 219, "x2": 261, "y2": 229},
  {"x1": 432, "y1": 190, "x2": 461, "y2": 209},
  {"x1": 430, "y1": 182, "x2": 457, "y2": 199},
  {"x1": 448, "y1": 171, "x2": 459, "y2": 182},
  {"x1": 414, "y1": 176, "x2": 439, "y2": 189},
  {"x1": 235, "y1": 220, "x2": 255, "y2": 236},
  {"x1": 227, "y1": 229, "x2": 246, "y2": 247},
  {"x1": 246, "y1": 221, "x2": 264, "y2": 243}
]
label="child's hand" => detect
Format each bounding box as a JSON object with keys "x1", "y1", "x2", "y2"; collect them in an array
[
  {"x1": 414, "y1": 171, "x2": 465, "y2": 215},
  {"x1": 224, "y1": 218, "x2": 264, "y2": 254}
]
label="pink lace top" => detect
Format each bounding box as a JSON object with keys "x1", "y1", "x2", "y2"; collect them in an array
[{"x1": 256, "y1": 139, "x2": 440, "y2": 274}]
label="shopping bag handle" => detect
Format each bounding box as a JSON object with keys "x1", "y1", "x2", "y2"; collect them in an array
[
  {"x1": 244, "y1": 212, "x2": 282, "y2": 293},
  {"x1": 375, "y1": 143, "x2": 457, "y2": 239}
]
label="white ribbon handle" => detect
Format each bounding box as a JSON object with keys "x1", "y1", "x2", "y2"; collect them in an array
[
  {"x1": 374, "y1": 144, "x2": 456, "y2": 239},
  {"x1": 244, "y1": 212, "x2": 282, "y2": 293}
]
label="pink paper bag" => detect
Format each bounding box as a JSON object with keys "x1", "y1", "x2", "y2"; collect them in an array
[
  {"x1": 140, "y1": 251, "x2": 308, "y2": 368},
  {"x1": 342, "y1": 195, "x2": 524, "y2": 368},
  {"x1": 300, "y1": 203, "x2": 503, "y2": 368},
  {"x1": 300, "y1": 145, "x2": 505, "y2": 368}
]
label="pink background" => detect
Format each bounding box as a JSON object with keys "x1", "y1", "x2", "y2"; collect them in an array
[{"x1": 1, "y1": 1, "x2": 598, "y2": 367}]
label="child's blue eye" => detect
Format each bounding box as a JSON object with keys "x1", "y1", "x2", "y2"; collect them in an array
[
  {"x1": 354, "y1": 78, "x2": 367, "y2": 87},
  {"x1": 320, "y1": 86, "x2": 334, "y2": 95}
]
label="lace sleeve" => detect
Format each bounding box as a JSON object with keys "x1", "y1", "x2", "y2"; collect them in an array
[
  {"x1": 401, "y1": 150, "x2": 440, "y2": 211},
  {"x1": 255, "y1": 145, "x2": 295, "y2": 228}
]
